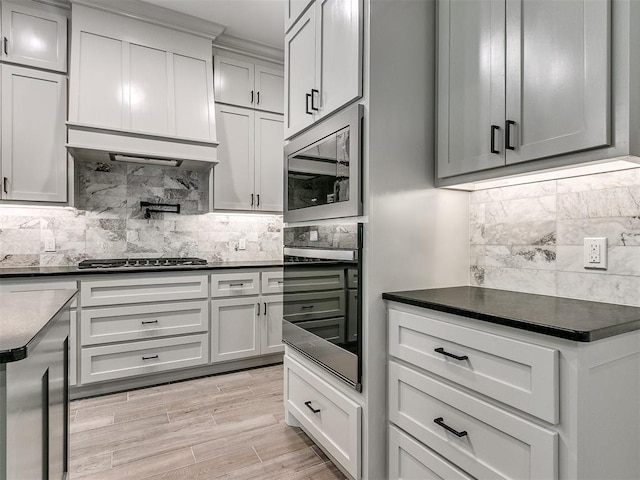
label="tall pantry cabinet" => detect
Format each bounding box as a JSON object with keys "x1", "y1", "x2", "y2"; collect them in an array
[
  {"x1": 213, "y1": 54, "x2": 284, "y2": 212},
  {"x1": 0, "y1": 0, "x2": 68, "y2": 202}
]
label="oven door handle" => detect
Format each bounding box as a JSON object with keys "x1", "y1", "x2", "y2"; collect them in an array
[{"x1": 284, "y1": 247, "x2": 357, "y2": 261}]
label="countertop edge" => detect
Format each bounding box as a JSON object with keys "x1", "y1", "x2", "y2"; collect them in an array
[
  {"x1": 382, "y1": 291, "x2": 640, "y2": 342},
  {"x1": 0, "y1": 290, "x2": 77, "y2": 364}
]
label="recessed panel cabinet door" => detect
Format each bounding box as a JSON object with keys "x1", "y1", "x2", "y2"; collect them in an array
[
  {"x1": 174, "y1": 54, "x2": 214, "y2": 141},
  {"x1": 505, "y1": 0, "x2": 610, "y2": 164},
  {"x1": 262, "y1": 295, "x2": 285, "y2": 354},
  {"x1": 285, "y1": 6, "x2": 316, "y2": 139},
  {"x1": 437, "y1": 0, "x2": 506, "y2": 178},
  {"x1": 255, "y1": 65, "x2": 285, "y2": 114},
  {"x1": 211, "y1": 297, "x2": 262, "y2": 362},
  {"x1": 129, "y1": 43, "x2": 169, "y2": 135},
  {"x1": 214, "y1": 56, "x2": 255, "y2": 109},
  {"x1": 317, "y1": 0, "x2": 362, "y2": 119},
  {"x1": 0, "y1": 0, "x2": 67, "y2": 72},
  {"x1": 214, "y1": 105, "x2": 255, "y2": 210},
  {"x1": 1, "y1": 65, "x2": 67, "y2": 202},
  {"x1": 255, "y1": 111, "x2": 284, "y2": 211}
]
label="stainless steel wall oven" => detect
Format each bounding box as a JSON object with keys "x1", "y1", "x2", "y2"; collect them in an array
[
  {"x1": 284, "y1": 104, "x2": 363, "y2": 223},
  {"x1": 282, "y1": 223, "x2": 363, "y2": 391}
]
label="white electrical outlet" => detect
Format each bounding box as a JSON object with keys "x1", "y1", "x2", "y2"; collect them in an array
[
  {"x1": 310, "y1": 230, "x2": 318, "y2": 242},
  {"x1": 44, "y1": 237, "x2": 56, "y2": 252},
  {"x1": 584, "y1": 237, "x2": 607, "y2": 269},
  {"x1": 238, "y1": 238, "x2": 246, "y2": 250}
]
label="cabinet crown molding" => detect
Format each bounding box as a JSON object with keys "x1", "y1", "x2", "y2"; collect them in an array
[
  {"x1": 70, "y1": 0, "x2": 225, "y2": 40},
  {"x1": 214, "y1": 33, "x2": 284, "y2": 65}
]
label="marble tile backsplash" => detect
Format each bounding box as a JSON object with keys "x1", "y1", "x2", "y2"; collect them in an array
[
  {"x1": 470, "y1": 168, "x2": 640, "y2": 307},
  {"x1": 0, "y1": 161, "x2": 283, "y2": 267}
]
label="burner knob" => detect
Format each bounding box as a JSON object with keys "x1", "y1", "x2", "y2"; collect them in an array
[
  {"x1": 145, "y1": 260, "x2": 151, "y2": 266},
  {"x1": 134, "y1": 260, "x2": 140, "y2": 266},
  {"x1": 164, "y1": 260, "x2": 171, "y2": 265},
  {"x1": 124, "y1": 259, "x2": 130, "y2": 267},
  {"x1": 154, "y1": 260, "x2": 161, "y2": 266}
]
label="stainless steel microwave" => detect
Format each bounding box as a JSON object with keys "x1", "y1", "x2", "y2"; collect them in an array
[{"x1": 284, "y1": 104, "x2": 363, "y2": 223}]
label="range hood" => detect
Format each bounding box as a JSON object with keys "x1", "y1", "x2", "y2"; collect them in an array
[{"x1": 66, "y1": 123, "x2": 219, "y2": 171}]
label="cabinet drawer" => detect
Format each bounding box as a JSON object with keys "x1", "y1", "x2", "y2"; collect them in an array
[
  {"x1": 389, "y1": 308, "x2": 558, "y2": 423},
  {"x1": 389, "y1": 362, "x2": 557, "y2": 480},
  {"x1": 81, "y1": 274, "x2": 208, "y2": 306},
  {"x1": 285, "y1": 355, "x2": 360, "y2": 479},
  {"x1": 81, "y1": 301, "x2": 209, "y2": 346},
  {"x1": 282, "y1": 268, "x2": 345, "y2": 293},
  {"x1": 261, "y1": 269, "x2": 285, "y2": 294},
  {"x1": 211, "y1": 271, "x2": 260, "y2": 297},
  {"x1": 389, "y1": 425, "x2": 473, "y2": 480},
  {"x1": 80, "y1": 334, "x2": 209, "y2": 384},
  {"x1": 0, "y1": 279, "x2": 78, "y2": 308},
  {"x1": 283, "y1": 290, "x2": 345, "y2": 322}
]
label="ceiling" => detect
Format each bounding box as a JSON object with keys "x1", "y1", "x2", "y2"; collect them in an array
[{"x1": 141, "y1": 0, "x2": 285, "y2": 50}]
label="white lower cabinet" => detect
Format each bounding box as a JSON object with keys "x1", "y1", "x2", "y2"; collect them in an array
[
  {"x1": 284, "y1": 354, "x2": 361, "y2": 479},
  {"x1": 388, "y1": 425, "x2": 473, "y2": 480},
  {"x1": 80, "y1": 334, "x2": 209, "y2": 384},
  {"x1": 210, "y1": 269, "x2": 284, "y2": 363},
  {"x1": 387, "y1": 302, "x2": 640, "y2": 480}
]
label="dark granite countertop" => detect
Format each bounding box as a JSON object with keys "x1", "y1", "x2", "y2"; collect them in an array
[
  {"x1": 382, "y1": 286, "x2": 640, "y2": 342},
  {"x1": 0, "y1": 260, "x2": 284, "y2": 279},
  {"x1": 1, "y1": 289, "x2": 77, "y2": 363}
]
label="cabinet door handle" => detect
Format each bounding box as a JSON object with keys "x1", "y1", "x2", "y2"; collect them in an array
[
  {"x1": 250, "y1": 90, "x2": 254, "y2": 104},
  {"x1": 141, "y1": 320, "x2": 159, "y2": 325},
  {"x1": 311, "y1": 89, "x2": 319, "y2": 111},
  {"x1": 256, "y1": 194, "x2": 260, "y2": 207},
  {"x1": 505, "y1": 120, "x2": 516, "y2": 150},
  {"x1": 256, "y1": 302, "x2": 261, "y2": 316},
  {"x1": 301, "y1": 305, "x2": 314, "y2": 310},
  {"x1": 263, "y1": 302, "x2": 267, "y2": 315},
  {"x1": 434, "y1": 417, "x2": 468, "y2": 437},
  {"x1": 257, "y1": 91, "x2": 260, "y2": 104},
  {"x1": 3, "y1": 177, "x2": 8, "y2": 194},
  {"x1": 305, "y1": 93, "x2": 313, "y2": 115},
  {"x1": 434, "y1": 347, "x2": 468, "y2": 361},
  {"x1": 142, "y1": 355, "x2": 159, "y2": 360},
  {"x1": 3, "y1": 37, "x2": 7, "y2": 55},
  {"x1": 251, "y1": 193, "x2": 254, "y2": 206},
  {"x1": 229, "y1": 283, "x2": 244, "y2": 287},
  {"x1": 304, "y1": 401, "x2": 321, "y2": 414},
  {"x1": 490, "y1": 125, "x2": 500, "y2": 154}
]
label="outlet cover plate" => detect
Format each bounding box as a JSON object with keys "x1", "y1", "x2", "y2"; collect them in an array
[{"x1": 584, "y1": 237, "x2": 607, "y2": 269}]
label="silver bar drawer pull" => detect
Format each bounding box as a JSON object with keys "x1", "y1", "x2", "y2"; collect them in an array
[
  {"x1": 434, "y1": 417, "x2": 468, "y2": 438},
  {"x1": 305, "y1": 401, "x2": 321, "y2": 414},
  {"x1": 434, "y1": 347, "x2": 468, "y2": 361},
  {"x1": 141, "y1": 320, "x2": 159, "y2": 325},
  {"x1": 142, "y1": 355, "x2": 159, "y2": 360}
]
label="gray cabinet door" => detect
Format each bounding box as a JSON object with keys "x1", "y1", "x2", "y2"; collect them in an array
[
  {"x1": 437, "y1": 0, "x2": 506, "y2": 178},
  {"x1": 505, "y1": 0, "x2": 610, "y2": 165}
]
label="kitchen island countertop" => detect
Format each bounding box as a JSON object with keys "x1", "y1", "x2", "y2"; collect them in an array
[
  {"x1": 0, "y1": 289, "x2": 77, "y2": 363},
  {"x1": 382, "y1": 286, "x2": 640, "y2": 342}
]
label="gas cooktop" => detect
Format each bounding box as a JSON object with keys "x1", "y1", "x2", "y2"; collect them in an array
[{"x1": 78, "y1": 257, "x2": 208, "y2": 269}]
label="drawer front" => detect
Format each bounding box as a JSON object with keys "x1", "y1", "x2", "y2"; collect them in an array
[
  {"x1": 285, "y1": 355, "x2": 361, "y2": 479},
  {"x1": 81, "y1": 274, "x2": 208, "y2": 307},
  {"x1": 211, "y1": 271, "x2": 260, "y2": 297},
  {"x1": 0, "y1": 279, "x2": 78, "y2": 308},
  {"x1": 81, "y1": 300, "x2": 209, "y2": 346},
  {"x1": 261, "y1": 269, "x2": 284, "y2": 294},
  {"x1": 283, "y1": 290, "x2": 345, "y2": 322},
  {"x1": 389, "y1": 362, "x2": 557, "y2": 480},
  {"x1": 389, "y1": 425, "x2": 473, "y2": 480},
  {"x1": 282, "y1": 268, "x2": 345, "y2": 293},
  {"x1": 389, "y1": 307, "x2": 558, "y2": 423},
  {"x1": 80, "y1": 334, "x2": 209, "y2": 384}
]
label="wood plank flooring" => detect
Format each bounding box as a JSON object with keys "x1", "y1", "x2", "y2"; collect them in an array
[{"x1": 69, "y1": 364, "x2": 347, "y2": 479}]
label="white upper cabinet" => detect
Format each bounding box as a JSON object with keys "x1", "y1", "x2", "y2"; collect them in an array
[
  {"x1": 284, "y1": 0, "x2": 362, "y2": 139},
  {"x1": 284, "y1": 0, "x2": 314, "y2": 34},
  {"x1": 0, "y1": 0, "x2": 68, "y2": 73},
  {"x1": 214, "y1": 104, "x2": 283, "y2": 212},
  {"x1": 214, "y1": 55, "x2": 284, "y2": 114},
  {"x1": 437, "y1": 0, "x2": 610, "y2": 180},
  {"x1": 1, "y1": 64, "x2": 67, "y2": 202},
  {"x1": 68, "y1": 4, "x2": 216, "y2": 143}
]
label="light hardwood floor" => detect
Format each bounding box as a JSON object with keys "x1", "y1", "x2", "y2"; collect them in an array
[{"x1": 69, "y1": 364, "x2": 347, "y2": 479}]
